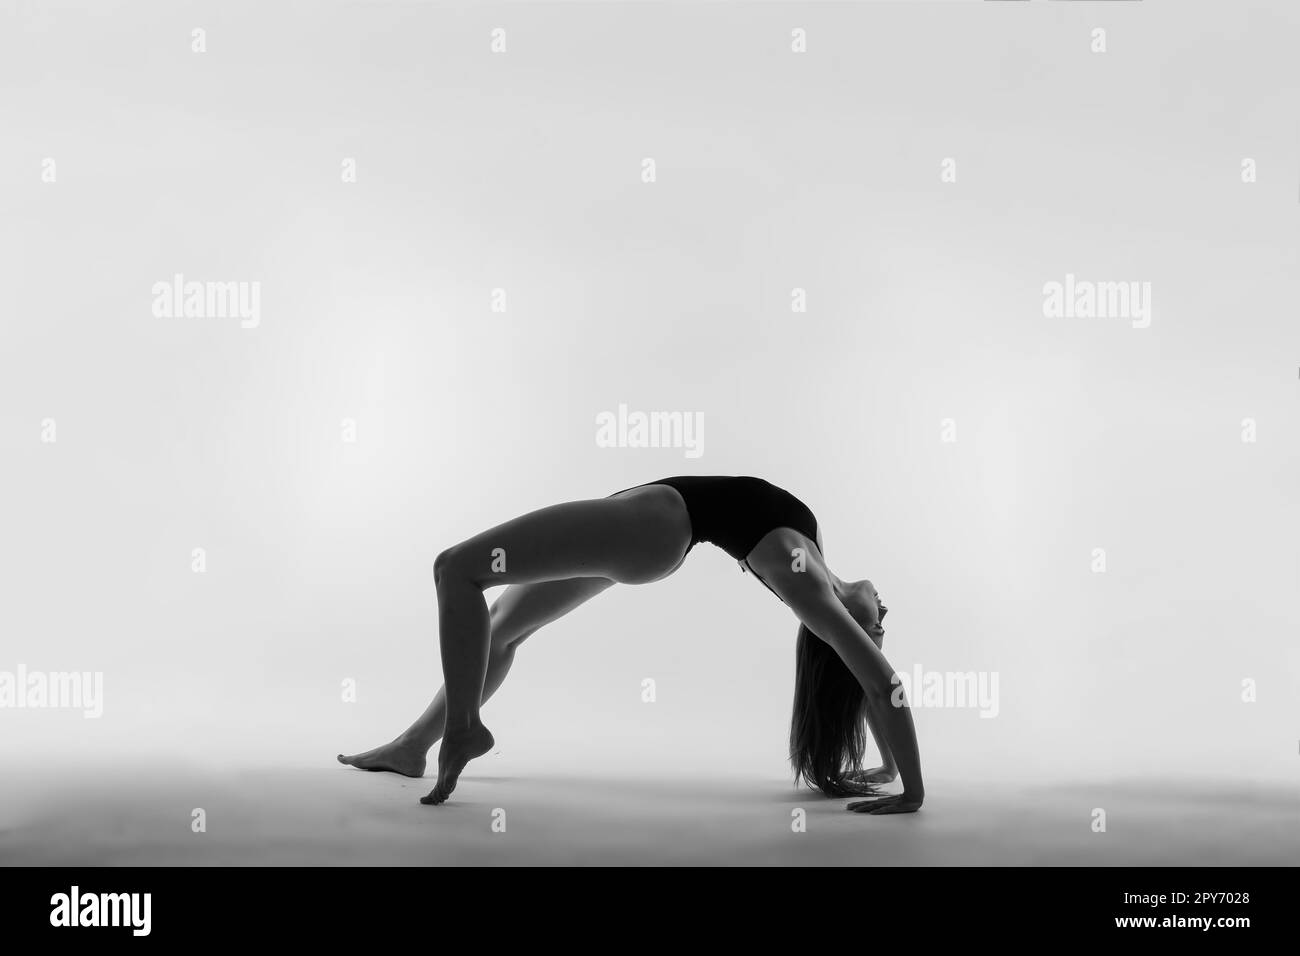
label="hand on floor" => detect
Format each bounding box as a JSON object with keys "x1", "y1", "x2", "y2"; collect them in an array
[{"x1": 846, "y1": 793, "x2": 924, "y2": 815}]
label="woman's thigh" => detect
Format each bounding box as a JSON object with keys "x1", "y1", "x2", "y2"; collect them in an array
[
  {"x1": 437, "y1": 485, "x2": 691, "y2": 588},
  {"x1": 489, "y1": 577, "x2": 616, "y2": 649}
]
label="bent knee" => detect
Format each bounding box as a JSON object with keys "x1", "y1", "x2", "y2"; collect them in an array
[
  {"x1": 491, "y1": 626, "x2": 534, "y2": 654},
  {"x1": 433, "y1": 545, "x2": 479, "y2": 588},
  {"x1": 432, "y1": 548, "x2": 452, "y2": 585}
]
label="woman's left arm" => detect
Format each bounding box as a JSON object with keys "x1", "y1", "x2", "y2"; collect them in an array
[{"x1": 779, "y1": 582, "x2": 925, "y2": 812}]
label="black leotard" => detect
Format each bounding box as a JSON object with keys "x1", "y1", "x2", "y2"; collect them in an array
[{"x1": 617, "y1": 476, "x2": 820, "y2": 561}]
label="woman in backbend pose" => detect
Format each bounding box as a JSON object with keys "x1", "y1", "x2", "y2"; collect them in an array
[{"x1": 338, "y1": 476, "x2": 924, "y2": 815}]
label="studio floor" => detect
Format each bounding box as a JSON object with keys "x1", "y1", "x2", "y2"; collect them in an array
[{"x1": 2, "y1": 763, "x2": 1297, "y2": 866}]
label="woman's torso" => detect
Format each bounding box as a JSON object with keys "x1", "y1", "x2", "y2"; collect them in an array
[{"x1": 613, "y1": 476, "x2": 820, "y2": 562}]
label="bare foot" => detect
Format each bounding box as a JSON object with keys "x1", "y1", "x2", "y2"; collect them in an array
[
  {"x1": 420, "y1": 723, "x2": 494, "y2": 805},
  {"x1": 336, "y1": 740, "x2": 427, "y2": 778}
]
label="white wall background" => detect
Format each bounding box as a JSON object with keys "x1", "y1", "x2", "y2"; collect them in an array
[{"x1": 1, "y1": 0, "x2": 1297, "y2": 787}]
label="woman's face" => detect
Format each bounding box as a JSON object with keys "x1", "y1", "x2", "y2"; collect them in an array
[{"x1": 847, "y1": 580, "x2": 886, "y2": 647}]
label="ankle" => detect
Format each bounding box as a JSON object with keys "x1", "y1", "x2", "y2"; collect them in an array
[{"x1": 443, "y1": 717, "x2": 479, "y2": 737}]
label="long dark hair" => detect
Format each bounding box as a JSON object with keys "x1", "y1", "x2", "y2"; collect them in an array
[{"x1": 789, "y1": 623, "x2": 869, "y2": 795}]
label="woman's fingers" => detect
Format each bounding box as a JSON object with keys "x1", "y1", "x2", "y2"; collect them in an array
[
  {"x1": 846, "y1": 796, "x2": 891, "y2": 812},
  {"x1": 846, "y1": 793, "x2": 922, "y2": 814},
  {"x1": 842, "y1": 779, "x2": 881, "y2": 796}
]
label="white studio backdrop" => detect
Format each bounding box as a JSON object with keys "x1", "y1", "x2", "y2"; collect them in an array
[{"x1": 1, "y1": 1, "x2": 1297, "y2": 789}]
